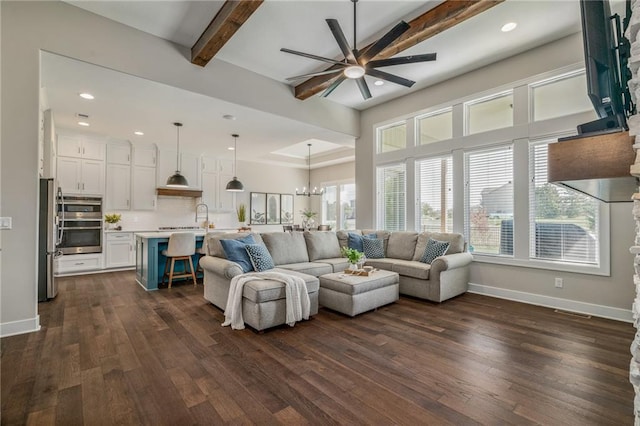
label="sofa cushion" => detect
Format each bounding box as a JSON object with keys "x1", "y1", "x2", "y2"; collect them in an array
[
  {"x1": 219, "y1": 235, "x2": 256, "y2": 272},
  {"x1": 364, "y1": 258, "x2": 396, "y2": 271},
  {"x1": 207, "y1": 232, "x2": 264, "y2": 258},
  {"x1": 315, "y1": 258, "x2": 350, "y2": 273},
  {"x1": 413, "y1": 232, "x2": 465, "y2": 260},
  {"x1": 304, "y1": 231, "x2": 342, "y2": 261},
  {"x1": 277, "y1": 262, "x2": 333, "y2": 277},
  {"x1": 386, "y1": 232, "x2": 418, "y2": 260},
  {"x1": 420, "y1": 239, "x2": 450, "y2": 264},
  {"x1": 363, "y1": 237, "x2": 385, "y2": 259},
  {"x1": 242, "y1": 268, "x2": 319, "y2": 303},
  {"x1": 245, "y1": 244, "x2": 275, "y2": 272},
  {"x1": 391, "y1": 259, "x2": 431, "y2": 280},
  {"x1": 336, "y1": 230, "x2": 358, "y2": 250},
  {"x1": 262, "y1": 232, "x2": 310, "y2": 265}
]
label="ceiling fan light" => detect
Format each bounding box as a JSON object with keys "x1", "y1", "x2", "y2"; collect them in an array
[{"x1": 344, "y1": 65, "x2": 365, "y2": 79}]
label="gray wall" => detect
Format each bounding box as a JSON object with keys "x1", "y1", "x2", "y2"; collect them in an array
[
  {"x1": 357, "y1": 33, "x2": 634, "y2": 317},
  {"x1": 0, "y1": 1, "x2": 358, "y2": 335}
]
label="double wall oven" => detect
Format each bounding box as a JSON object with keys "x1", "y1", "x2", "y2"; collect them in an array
[{"x1": 57, "y1": 192, "x2": 103, "y2": 254}]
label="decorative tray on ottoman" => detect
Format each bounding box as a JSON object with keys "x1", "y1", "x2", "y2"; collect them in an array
[{"x1": 342, "y1": 268, "x2": 376, "y2": 276}]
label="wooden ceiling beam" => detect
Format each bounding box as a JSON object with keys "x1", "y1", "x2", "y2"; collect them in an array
[
  {"x1": 191, "y1": 0, "x2": 264, "y2": 67},
  {"x1": 293, "y1": 0, "x2": 505, "y2": 100}
]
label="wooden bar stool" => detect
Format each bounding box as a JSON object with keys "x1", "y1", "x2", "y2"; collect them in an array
[{"x1": 161, "y1": 232, "x2": 196, "y2": 288}]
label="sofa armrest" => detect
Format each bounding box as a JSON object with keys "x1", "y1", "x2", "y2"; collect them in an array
[
  {"x1": 200, "y1": 256, "x2": 243, "y2": 280},
  {"x1": 430, "y1": 252, "x2": 473, "y2": 275}
]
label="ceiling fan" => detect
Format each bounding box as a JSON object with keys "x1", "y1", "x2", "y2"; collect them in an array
[{"x1": 280, "y1": 0, "x2": 437, "y2": 100}]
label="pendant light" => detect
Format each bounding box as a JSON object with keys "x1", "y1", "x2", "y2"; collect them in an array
[
  {"x1": 296, "y1": 143, "x2": 324, "y2": 197},
  {"x1": 166, "y1": 122, "x2": 189, "y2": 187},
  {"x1": 226, "y1": 134, "x2": 244, "y2": 192}
]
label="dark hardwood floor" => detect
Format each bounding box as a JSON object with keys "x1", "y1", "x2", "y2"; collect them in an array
[{"x1": 1, "y1": 271, "x2": 634, "y2": 425}]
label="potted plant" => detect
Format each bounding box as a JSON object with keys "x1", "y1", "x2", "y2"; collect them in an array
[
  {"x1": 341, "y1": 246, "x2": 364, "y2": 270},
  {"x1": 104, "y1": 213, "x2": 122, "y2": 230},
  {"x1": 237, "y1": 203, "x2": 247, "y2": 227},
  {"x1": 300, "y1": 208, "x2": 317, "y2": 230}
]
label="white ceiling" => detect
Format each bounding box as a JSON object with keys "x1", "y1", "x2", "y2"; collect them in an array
[{"x1": 46, "y1": 0, "x2": 596, "y2": 167}]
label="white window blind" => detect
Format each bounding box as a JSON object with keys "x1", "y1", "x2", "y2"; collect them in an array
[
  {"x1": 464, "y1": 146, "x2": 513, "y2": 255},
  {"x1": 322, "y1": 185, "x2": 338, "y2": 230},
  {"x1": 378, "y1": 122, "x2": 407, "y2": 153},
  {"x1": 529, "y1": 142, "x2": 599, "y2": 264},
  {"x1": 377, "y1": 164, "x2": 406, "y2": 231},
  {"x1": 416, "y1": 156, "x2": 453, "y2": 233}
]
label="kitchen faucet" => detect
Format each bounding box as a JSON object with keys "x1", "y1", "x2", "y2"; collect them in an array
[{"x1": 195, "y1": 203, "x2": 209, "y2": 228}]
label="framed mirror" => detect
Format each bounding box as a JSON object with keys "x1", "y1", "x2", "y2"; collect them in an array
[
  {"x1": 250, "y1": 192, "x2": 266, "y2": 224},
  {"x1": 267, "y1": 193, "x2": 280, "y2": 224},
  {"x1": 280, "y1": 194, "x2": 294, "y2": 224}
]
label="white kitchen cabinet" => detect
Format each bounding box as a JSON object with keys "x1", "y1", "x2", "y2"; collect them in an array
[
  {"x1": 201, "y1": 156, "x2": 235, "y2": 211},
  {"x1": 134, "y1": 145, "x2": 157, "y2": 168},
  {"x1": 58, "y1": 133, "x2": 105, "y2": 160},
  {"x1": 132, "y1": 166, "x2": 156, "y2": 210},
  {"x1": 57, "y1": 157, "x2": 104, "y2": 195},
  {"x1": 105, "y1": 232, "x2": 134, "y2": 268},
  {"x1": 106, "y1": 164, "x2": 131, "y2": 210},
  {"x1": 202, "y1": 156, "x2": 233, "y2": 175},
  {"x1": 218, "y1": 158, "x2": 234, "y2": 175},
  {"x1": 157, "y1": 149, "x2": 201, "y2": 189},
  {"x1": 107, "y1": 142, "x2": 131, "y2": 165},
  {"x1": 55, "y1": 253, "x2": 103, "y2": 275}
]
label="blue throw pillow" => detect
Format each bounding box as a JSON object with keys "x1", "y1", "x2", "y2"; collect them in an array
[
  {"x1": 420, "y1": 238, "x2": 450, "y2": 264},
  {"x1": 363, "y1": 237, "x2": 385, "y2": 259},
  {"x1": 220, "y1": 235, "x2": 256, "y2": 273},
  {"x1": 245, "y1": 244, "x2": 275, "y2": 272},
  {"x1": 348, "y1": 232, "x2": 377, "y2": 252}
]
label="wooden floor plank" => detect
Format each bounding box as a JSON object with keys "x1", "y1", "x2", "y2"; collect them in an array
[{"x1": 1, "y1": 270, "x2": 634, "y2": 425}]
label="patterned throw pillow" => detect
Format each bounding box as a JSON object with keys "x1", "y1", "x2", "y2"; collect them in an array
[
  {"x1": 245, "y1": 244, "x2": 275, "y2": 272},
  {"x1": 219, "y1": 235, "x2": 256, "y2": 272},
  {"x1": 362, "y1": 237, "x2": 385, "y2": 259},
  {"x1": 420, "y1": 238, "x2": 450, "y2": 264}
]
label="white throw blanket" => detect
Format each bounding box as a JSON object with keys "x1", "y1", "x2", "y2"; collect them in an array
[{"x1": 222, "y1": 271, "x2": 310, "y2": 330}]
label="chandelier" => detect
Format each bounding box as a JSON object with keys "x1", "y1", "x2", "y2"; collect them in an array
[{"x1": 296, "y1": 144, "x2": 324, "y2": 197}]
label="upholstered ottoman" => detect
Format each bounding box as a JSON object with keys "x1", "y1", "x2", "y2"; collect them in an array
[{"x1": 318, "y1": 270, "x2": 399, "y2": 317}]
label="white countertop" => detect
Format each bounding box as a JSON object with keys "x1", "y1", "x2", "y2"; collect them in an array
[{"x1": 134, "y1": 229, "x2": 236, "y2": 239}]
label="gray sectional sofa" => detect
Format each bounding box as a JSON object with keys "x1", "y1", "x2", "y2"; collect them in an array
[{"x1": 200, "y1": 229, "x2": 472, "y2": 331}]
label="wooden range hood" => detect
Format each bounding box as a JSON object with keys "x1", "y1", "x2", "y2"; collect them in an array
[
  {"x1": 156, "y1": 188, "x2": 203, "y2": 198},
  {"x1": 548, "y1": 130, "x2": 637, "y2": 202}
]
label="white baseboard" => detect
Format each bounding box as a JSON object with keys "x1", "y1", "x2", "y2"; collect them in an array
[
  {"x1": 0, "y1": 315, "x2": 41, "y2": 338},
  {"x1": 468, "y1": 283, "x2": 633, "y2": 323}
]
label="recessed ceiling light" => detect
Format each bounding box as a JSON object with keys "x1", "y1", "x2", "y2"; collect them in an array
[
  {"x1": 79, "y1": 93, "x2": 94, "y2": 100},
  {"x1": 501, "y1": 22, "x2": 517, "y2": 32},
  {"x1": 374, "y1": 80, "x2": 384, "y2": 86},
  {"x1": 228, "y1": 146, "x2": 235, "y2": 151},
  {"x1": 134, "y1": 131, "x2": 144, "y2": 136},
  {"x1": 78, "y1": 121, "x2": 90, "y2": 127},
  {"x1": 223, "y1": 114, "x2": 236, "y2": 120}
]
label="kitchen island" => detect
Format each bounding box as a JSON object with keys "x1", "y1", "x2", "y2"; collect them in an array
[{"x1": 135, "y1": 230, "x2": 232, "y2": 290}]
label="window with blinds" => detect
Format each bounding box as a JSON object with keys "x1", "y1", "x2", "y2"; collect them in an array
[
  {"x1": 416, "y1": 156, "x2": 453, "y2": 233},
  {"x1": 340, "y1": 183, "x2": 356, "y2": 230},
  {"x1": 377, "y1": 164, "x2": 406, "y2": 231},
  {"x1": 417, "y1": 109, "x2": 452, "y2": 145},
  {"x1": 529, "y1": 142, "x2": 599, "y2": 264},
  {"x1": 322, "y1": 185, "x2": 338, "y2": 230},
  {"x1": 464, "y1": 146, "x2": 513, "y2": 255},
  {"x1": 378, "y1": 122, "x2": 407, "y2": 153},
  {"x1": 466, "y1": 92, "x2": 514, "y2": 135}
]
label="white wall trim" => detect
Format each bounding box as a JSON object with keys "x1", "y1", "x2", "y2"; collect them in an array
[
  {"x1": 468, "y1": 282, "x2": 633, "y2": 323},
  {"x1": 0, "y1": 315, "x2": 41, "y2": 338}
]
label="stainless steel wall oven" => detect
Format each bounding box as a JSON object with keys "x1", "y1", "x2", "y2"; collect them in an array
[{"x1": 57, "y1": 193, "x2": 103, "y2": 254}]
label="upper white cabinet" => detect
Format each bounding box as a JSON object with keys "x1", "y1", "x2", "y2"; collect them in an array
[
  {"x1": 201, "y1": 156, "x2": 235, "y2": 211},
  {"x1": 132, "y1": 144, "x2": 157, "y2": 211},
  {"x1": 157, "y1": 149, "x2": 201, "y2": 189},
  {"x1": 58, "y1": 133, "x2": 105, "y2": 160},
  {"x1": 134, "y1": 145, "x2": 157, "y2": 168},
  {"x1": 106, "y1": 164, "x2": 131, "y2": 210},
  {"x1": 107, "y1": 142, "x2": 131, "y2": 165}
]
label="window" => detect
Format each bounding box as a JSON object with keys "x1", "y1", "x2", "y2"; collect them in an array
[
  {"x1": 530, "y1": 141, "x2": 599, "y2": 264},
  {"x1": 417, "y1": 109, "x2": 452, "y2": 145},
  {"x1": 416, "y1": 156, "x2": 453, "y2": 232},
  {"x1": 377, "y1": 164, "x2": 406, "y2": 231},
  {"x1": 321, "y1": 182, "x2": 356, "y2": 230},
  {"x1": 531, "y1": 72, "x2": 594, "y2": 122},
  {"x1": 466, "y1": 92, "x2": 513, "y2": 135},
  {"x1": 378, "y1": 122, "x2": 406, "y2": 153},
  {"x1": 464, "y1": 146, "x2": 513, "y2": 255}
]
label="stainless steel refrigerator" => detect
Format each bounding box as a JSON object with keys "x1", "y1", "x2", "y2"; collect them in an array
[{"x1": 38, "y1": 178, "x2": 60, "y2": 301}]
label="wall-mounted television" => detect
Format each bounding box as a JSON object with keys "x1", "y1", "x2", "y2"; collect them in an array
[{"x1": 578, "y1": 0, "x2": 634, "y2": 135}]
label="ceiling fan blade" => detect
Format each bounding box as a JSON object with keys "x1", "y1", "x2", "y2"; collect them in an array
[
  {"x1": 286, "y1": 68, "x2": 344, "y2": 81},
  {"x1": 365, "y1": 68, "x2": 415, "y2": 88},
  {"x1": 367, "y1": 53, "x2": 437, "y2": 68},
  {"x1": 358, "y1": 21, "x2": 410, "y2": 64},
  {"x1": 355, "y1": 77, "x2": 372, "y2": 100},
  {"x1": 326, "y1": 19, "x2": 357, "y2": 63},
  {"x1": 322, "y1": 75, "x2": 347, "y2": 97},
  {"x1": 280, "y1": 48, "x2": 348, "y2": 67}
]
